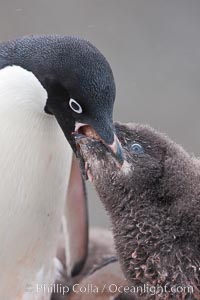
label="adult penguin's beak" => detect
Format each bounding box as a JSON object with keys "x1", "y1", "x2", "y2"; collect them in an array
[
  {"x1": 108, "y1": 134, "x2": 124, "y2": 164},
  {"x1": 46, "y1": 100, "x2": 123, "y2": 163},
  {"x1": 74, "y1": 121, "x2": 124, "y2": 164}
]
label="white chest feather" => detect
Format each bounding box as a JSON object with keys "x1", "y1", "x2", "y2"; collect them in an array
[{"x1": 0, "y1": 66, "x2": 72, "y2": 300}]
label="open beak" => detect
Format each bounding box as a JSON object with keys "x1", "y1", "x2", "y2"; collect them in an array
[{"x1": 74, "y1": 122, "x2": 124, "y2": 164}]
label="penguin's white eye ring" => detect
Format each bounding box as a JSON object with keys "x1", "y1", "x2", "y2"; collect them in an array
[{"x1": 69, "y1": 99, "x2": 83, "y2": 114}]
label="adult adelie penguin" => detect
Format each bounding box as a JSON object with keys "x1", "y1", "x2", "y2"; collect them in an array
[{"x1": 0, "y1": 35, "x2": 123, "y2": 300}]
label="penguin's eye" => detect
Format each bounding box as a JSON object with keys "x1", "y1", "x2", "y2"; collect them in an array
[
  {"x1": 131, "y1": 143, "x2": 144, "y2": 154},
  {"x1": 69, "y1": 99, "x2": 83, "y2": 114}
]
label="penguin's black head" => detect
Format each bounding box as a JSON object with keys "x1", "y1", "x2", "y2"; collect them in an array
[{"x1": 0, "y1": 35, "x2": 123, "y2": 174}]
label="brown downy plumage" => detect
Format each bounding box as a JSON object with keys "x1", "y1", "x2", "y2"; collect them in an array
[
  {"x1": 51, "y1": 228, "x2": 131, "y2": 300},
  {"x1": 75, "y1": 122, "x2": 200, "y2": 300}
]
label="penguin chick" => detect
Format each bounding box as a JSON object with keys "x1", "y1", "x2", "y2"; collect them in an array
[{"x1": 75, "y1": 122, "x2": 200, "y2": 300}]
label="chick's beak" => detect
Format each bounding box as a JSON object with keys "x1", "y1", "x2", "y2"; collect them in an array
[{"x1": 74, "y1": 122, "x2": 124, "y2": 164}]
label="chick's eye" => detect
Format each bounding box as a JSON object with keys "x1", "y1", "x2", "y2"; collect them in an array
[
  {"x1": 69, "y1": 99, "x2": 83, "y2": 114},
  {"x1": 131, "y1": 143, "x2": 144, "y2": 154}
]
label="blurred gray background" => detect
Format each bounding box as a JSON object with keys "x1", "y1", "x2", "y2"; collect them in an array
[{"x1": 1, "y1": 0, "x2": 200, "y2": 228}]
